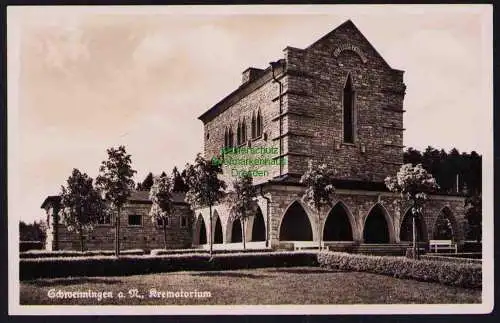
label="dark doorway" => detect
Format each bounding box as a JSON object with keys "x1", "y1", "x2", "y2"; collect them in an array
[
  {"x1": 323, "y1": 203, "x2": 353, "y2": 241},
  {"x1": 279, "y1": 202, "x2": 313, "y2": 241},
  {"x1": 363, "y1": 205, "x2": 390, "y2": 243},
  {"x1": 214, "y1": 216, "x2": 223, "y2": 244},
  {"x1": 231, "y1": 219, "x2": 242, "y2": 243},
  {"x1": 400, "y1": 210, "x2": 425, "y2": 242},
  {"x1": 251, "y1": 208, "x2": 266, "y2": 241},
  {"x1": 198, "y1": 216, "x2": 207, "y2": 245}
]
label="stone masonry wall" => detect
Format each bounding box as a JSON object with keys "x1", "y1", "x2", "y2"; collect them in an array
[
  {"x1": 52, "y1": 202, "x2": 193, "y2": 252},
  {"x1": 283, "y1": 21, "x2": 406, "y2": 182}
]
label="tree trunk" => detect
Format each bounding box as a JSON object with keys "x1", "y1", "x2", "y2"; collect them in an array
[
  {"x1": 242, "y1": 218, "x2": 246, "y2": 250},
  {"x1": 79, "y1": 230, "x2": 85, "y2": 252},
  {"x1": 318, "y1": 207, "x2": 322, "y2": 250},
  {"x1": 163, "y1": 220, "x2": 168, "y2": 250},
  {"x1": 209, "y1": 205, "x2": 213, "y2": 256},
  {"x1": 115, "y1": 208, "x2": 121, "y2": 257},
  {"x1": 412, "y1": 216, "x2": 417, "y2": 259}
]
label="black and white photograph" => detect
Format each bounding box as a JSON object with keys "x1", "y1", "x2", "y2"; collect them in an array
[{"x1": 7, "y1": 4, "x2": 493, "y2": 315}]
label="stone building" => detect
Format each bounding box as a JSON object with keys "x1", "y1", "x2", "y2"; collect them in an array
[
  {"x1": 41, "y1": 191, "x2": 193, "y2": 252},
  {"x1": 40, "y1": 20, "x2": 467, "y2": 253},
  {"x1": 195, "y1": 20, "x2": 467, "y2": 251}
]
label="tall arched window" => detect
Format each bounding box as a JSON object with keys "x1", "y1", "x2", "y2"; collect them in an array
[
  {"x1": 343, "y1": 74, "x2": 355, "y2": 143},
  {"x1": 241, "y1": 118, "x2": 247, "y2": 143},
  {"x1": 251, "y1": 113, "x2": 257, "y2": 139},
  {"x1": 257, "y1": 110, "x2": 263, "y2": 137},
  {"x1": 225, "y1": 127, "x2": 234, "y2": 148},
  {"x1": 237, "y1": 121, "x2": 242, "y2": 146}
]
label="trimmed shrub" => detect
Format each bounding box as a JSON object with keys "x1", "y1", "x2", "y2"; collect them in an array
[
  {"x1": 20, "y1": 241, "x2": 44, "y2": 252},
  {"x1": 150, "y1": 248, "x2": 271, "y2": 256},
  {"x1": 421, "y1": 254, "x2": 482, "y2": 264},
  {"x1": 20, "y1": 249, "x2": 145, "y2": 259},
  {"x1": 317, "y1": 252, "x2": 481, "y2": 289},
  {"x1": 20, "y1": 251, "x2": 318, "y2": 280}
]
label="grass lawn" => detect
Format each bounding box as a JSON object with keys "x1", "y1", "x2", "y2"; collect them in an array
[{"x1": 20, "y1": 267, "x2": 481, "y2": 305}]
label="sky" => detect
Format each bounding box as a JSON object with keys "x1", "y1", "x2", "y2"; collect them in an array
[{"x1": 7, "y1": 5, "x2": 492, "y2": 223}]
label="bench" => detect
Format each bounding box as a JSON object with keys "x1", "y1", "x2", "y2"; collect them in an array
[
  {"x1": 293, "y1": 241, "x2": 321, "y2": 251},
  {"x1": 429, "y1": 240, "x2": 457, "y2": 253}
]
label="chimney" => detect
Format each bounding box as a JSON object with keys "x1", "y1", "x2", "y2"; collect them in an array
[{"x1": 242, "y1": 67, "x2": 264, "y2": 85}]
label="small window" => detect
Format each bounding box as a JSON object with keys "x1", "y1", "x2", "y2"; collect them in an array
[
  {"x1": 97, "y1": 213, "x2": 112, "y2": 225},
  {"x1": 206, "y1": 132, "x2": 210, "y2": 140},
  {"x1": 128, "y1": 214, "x2": 142, "y2": 226},
  {"x1": 157, "y1": 217, "x2": 169, "y2": 227},
  {"x1": 180, "y1": 216, "x2": 188, "y2": 228}
]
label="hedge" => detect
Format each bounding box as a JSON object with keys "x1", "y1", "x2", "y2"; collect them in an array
[
  {"x1": 20, "y1": 249, "x2": 145, "y2": 259},
  {"x1": 20, "y1": 241, "x2": 44, "y2": 252},
  {"x1": 317, "y1": 252, "x2": 481, "y2": 289},
  {"x1": 150, "y1": 248, "x2": 271, "y2": 256},
  {"x1": 421, "y1": 254, "x2": 482, "y2": 265},
  {"x1": 20, "y1": 251, "x2": 318, "y2": 280}
]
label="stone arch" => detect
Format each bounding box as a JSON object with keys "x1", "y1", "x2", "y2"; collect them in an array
[
  {"x1": 250, "y1": 206, "x2": 266, "y2": 242},
  {"x1": 212, "y1": 211, "x2": 223, "y2": 244},
  {"x1": 279, "y1": 200, "x2": 314, "y2": 241},
  {"x1": 399, "y1": 207, "x2": 428, "y2": 242},
  {"x1": 230, "y1": 218, "x2": 243, "y2": 243},
  {"x1": 322, "y1": 201, "x2": 355, "y2": 241},
  {"x1": 433, "y1": 206, "x2": 459, "y2": 241},
  {"x1": 193, "y1": 213, "x2": 207, "y2": 245},
  {"x1": 363, "y1": 203, "x2": 395, "y2": 243}
]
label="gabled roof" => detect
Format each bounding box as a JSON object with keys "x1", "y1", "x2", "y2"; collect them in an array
[
  {"x1": 40, "y1": 191, "x2": 189, "y2": 209},
  {"x1": 306, "y1": 19, "x2": 397, "y2": 71},
  {"x1": 198, "y1": 19, "x2": 402, "y2": 124}
]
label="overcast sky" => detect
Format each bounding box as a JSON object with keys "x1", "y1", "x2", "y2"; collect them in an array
[{"x1": 8, "y1": 5, "x2": 492, "y2": 223}]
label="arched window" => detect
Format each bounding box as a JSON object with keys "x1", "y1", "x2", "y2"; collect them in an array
[
  {"x1": 237, "y1": 121, "x2": 241, "y2": 146},
  {"x1": 224, "y1": 128, "x2": 229, "y2": 148},
  {"x1": 257, "y1": 110, "x2": 263, "y2": 137},
  {"x1": 251, "y1": 113, "x2": 257, "y2": 139},
  {"x1": 224, "y1": 128, "x2": 234, "y2": 148},
  {"x1": 241, "y1": 118, "x2": 247, "y2": 143},
  {"x1": 343, "y1": 74, "x2": 355, "y2": 143}
]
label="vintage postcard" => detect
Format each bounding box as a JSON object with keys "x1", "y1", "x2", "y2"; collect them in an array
[{"x1": 7, "y1": 4, "x2": 493, "y2": 315}]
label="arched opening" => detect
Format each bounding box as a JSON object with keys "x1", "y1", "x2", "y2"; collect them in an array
[
  {"x1": 279, "y1": 201, "x2": 313, "y2": 241},
  {"x1": 323, "y1": 203, "x2": 353, "y2": 241},
  {"x1": 400, "y1": 209, "x2": 425, "y2": 242},
  {"x1": 198, "y1": 215, "x2": 207, "y2": 245},
  {"x1": 363, "y1": 204, "x2": 390, "y2": 243},
  {"x1": 214, "y1": 216, "x2": 223, "y2": 244},
  {"x1": 231, "y1": 218, "x2": 242, "y2": 243},
  {"x1": 251, "y1": 207, "x2": 266, "y2": 241},
  {"x1": 433, "y1": 207, "x2": 455, "y2": 240}
]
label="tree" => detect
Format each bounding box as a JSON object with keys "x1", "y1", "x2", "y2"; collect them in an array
[
  {"x1": 227, "y1": 173, "x2": 257, "y2": 250},
  {"x1": 149, "y1": 175, "x2": 175, "y2": 249},
  {"x1": 465, "y1": 193, "x2": 482, "y2": 242},
  {"x1": 300, "y1": 160, "x2": 336, "y2": 250},
  {"x1": 58, "y1": 168, "x2": 106, "y2": 252},
  {"x1": 385, "y1": 163, "x2": 439, "y2": 259},
  {"x1": 19, "y1": 220, "x2": 47, "y2": 242},
  {"x1": 141, "y1": 172, "x2": 154, "y2": 191},
  {"x1": 96, "y1": 146, "x2": 137, "y2": 257},
  {"x1": 172, "y1": 166, "x2": 189, "y2": 192},
  {"x1": 184, "y1": 153, "x2": 227, "y2": 255}
]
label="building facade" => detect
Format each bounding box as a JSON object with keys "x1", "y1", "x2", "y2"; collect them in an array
[
  {"x1": 41, "y1": 191, "x2": 193, "y2": 252},
  {"x1": 40, "y1": 20, "x2": 467, "y2": 253},
  {"x1": 195, "y1": 20, "x2": 467, "y2": 251}
]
